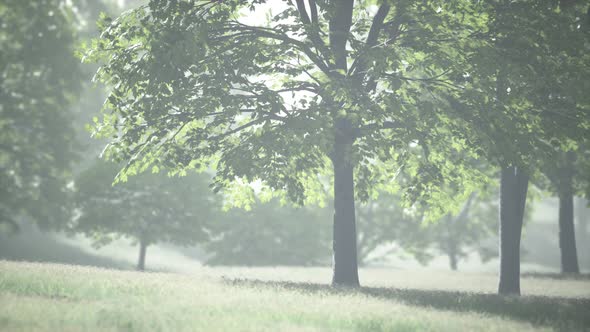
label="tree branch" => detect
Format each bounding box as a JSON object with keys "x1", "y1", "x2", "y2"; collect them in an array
[
  {"x1": 329, "y1": 0, "x2": 354, "y2": 71},
  {"x1": 294, "y1": 0, "x2": 328, "y2": 63},
  {"x1": 356, "y1": 120, "x2": 403, "y2": 137},
  {"x1": 228, "y1": 22, "x2": 333, "y2": 76},
  {"x1": 349, "y1": 3, "x2": 390, "y2": 89},
  {"x1": 209, "y1": 117, "x2": 270, "y2": 142},
  {"x1": 309, "y1": 0, "x2": 318, "y2": 24},
  {"x1": 295, "y1": 0, "x2": 311, "y2": 25},
  {"x1": 365, "y1": 4, "x2": 391, "y2": 49}
]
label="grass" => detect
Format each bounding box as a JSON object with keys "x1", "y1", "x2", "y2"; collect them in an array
[{"x1": 1, "y1": 261, "x2": 589, "y2": 331}]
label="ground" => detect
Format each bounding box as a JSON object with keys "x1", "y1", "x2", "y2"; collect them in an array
[{"x1": 0, "y1": 260, "x2": 589, "y2": 331}]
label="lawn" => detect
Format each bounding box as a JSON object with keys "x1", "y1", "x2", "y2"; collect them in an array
[{"x1": 0, "y1": 260, "x2": 589, "y2": 331}]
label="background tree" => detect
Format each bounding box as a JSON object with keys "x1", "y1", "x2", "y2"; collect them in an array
[
  {"x1": 355, "y1": 192, "x2": 429, "y2": 266},
  {"x1": 426, "y1": 191, "x2": 499, "y2": 271},
  {"x1": 540, "y1": 152, "x2": 584, "y2": 274},
  {"x1": 205, "y1": 198, "x2": 332, "y2": 266},
  {"x1": 0, "y1": 0, "x2": 82, "y2": 230},
  {"x1": 73, "y1": 160, "x2": 217, "y2": 270},
  {"x1": 446, "y1": 0, "x2": 590, "y2": 294}
]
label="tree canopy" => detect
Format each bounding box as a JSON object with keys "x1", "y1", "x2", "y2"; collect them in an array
[
  {"x1": 73, "y1": 159, "x2": 218, "y2": 269},
  {"x1": 84, "y1": 0, "x2": 590, "y2": 286},
  {"x1": 0, "y1": 0, "x2": 82, "y2": 230},
  {"x1": 85, "y1": 0, "x2": 489, "y2": 207},
  {"x1": 74, "y1": 159, "x2": 216, "y2": 248}
]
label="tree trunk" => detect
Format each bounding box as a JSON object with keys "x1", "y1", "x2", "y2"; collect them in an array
[
  {"x1": 558, "y1": 153, "x2": 579, "y2": 274},
  {"x1": 498, "y1": 166, "x2": 528, "y2": 295},
  {"x1": 575, "y1": 197, "x2": 588, "y2": 270},
  {"x1": 445, "y1": 215, "x2": 459, "y2": 271},
  {"x1": 331, "y1": 136, "x2": 359, "y2": 287},
  {"x1": 137, "y1": 239, "x2": 147, "y2": 271},
  {"x1": 576, "y1": 197, "x2": 588, "y2": 237},
  {"x1": 449, "y1": 250, "x2": 458, "y2": 271}
]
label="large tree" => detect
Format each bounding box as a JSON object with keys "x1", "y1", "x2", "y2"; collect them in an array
[
  {"x1": 0, "y1": 0, "x2": 82, "y2": 230},
  {"x1": 85, "y1": 0, "x2": 492, "y2": 286},
  {"x1": 448, "y1": 0, "x2": 589, "y2": 294}
]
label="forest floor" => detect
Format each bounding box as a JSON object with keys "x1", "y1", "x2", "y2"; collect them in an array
[{"x1": 0, "y1": 260, "x2": 589, "y2": 331}]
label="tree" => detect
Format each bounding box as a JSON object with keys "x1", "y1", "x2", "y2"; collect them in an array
[
  {"x1": 0, "y1": 0, "x2": 82, "y2": 230},
  {"x1": 355, "y1": 192, "x2": 429, "y2": 266},
  {"x1": 73, "y1": 160, "x2": 217, "y2": 270},
  {"x1": 428, "y1": 191, "x2": 498, "y2": 270},
  {"x1": 448, "y1": 0, "x2": 590, "y2": 294},
  {"x1": 540, "y1": 148, "x2": 590, "y2": 274},
  {"x1": 205, "y1": 198, "x2": 332, "y2": 266},
  {"x1": 355, "y1": 185, "x2": 500, "y2": 270},
  {"x1": 84, "y1": 0, "x2": 495, "y2": 287}
]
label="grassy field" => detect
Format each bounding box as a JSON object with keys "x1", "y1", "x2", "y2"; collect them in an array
[{"x1": 1, "y1": 261, "x2": 589, "y2": 331}]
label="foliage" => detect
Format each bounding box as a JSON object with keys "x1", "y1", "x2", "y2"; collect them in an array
[
  {"x1": 0, "y1": 0, "x2": 82, "y2": 229},
  {"x1": 356, "y1": 191, "x2": 430, "y2": 266},
  {"x1": 83, "y1": 0, "x2": 495, "y2": 215},
  {"x1": 356, "y1": 187, "x2": 499, "y2": 269},
  {"x1": 424, "y1": 191, "x2": 498, "y2": 269},
  {"x1": 449, "y1": 0, "x2": 589, "y2": 171},
  {"x1": 205, "y1": 198, "x2": 332, "y2": 266},
  {"x1": 73, "y1": 159, "x2": 217, "y2": 248}
]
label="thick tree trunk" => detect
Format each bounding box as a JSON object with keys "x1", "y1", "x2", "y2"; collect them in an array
[
  {"x1": 558, "y1": 155, "x2": 579, "y2": 274},
  {"x1": 137, "y1": 239, "x2": 147, "y2": 271},
  {"x1": 498, "y1": 166, "x2": 528, "y2": 295},
  {"x1": 331, "y1": 137, "x2": 360, "y2": 287}
]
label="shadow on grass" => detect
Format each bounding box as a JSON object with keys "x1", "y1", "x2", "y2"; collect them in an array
[
  {"x1": 522, "y1": 272, "x2": 590, "y2": 280},
  {"x1": 224, "y1": 278, "x2": 590, "y2": 331}
]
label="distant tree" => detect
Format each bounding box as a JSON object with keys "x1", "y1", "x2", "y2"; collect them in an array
[
  {"x1": 205, "y1": 198, "x2": 332, "y2": 266},
  {"x1": 355, "y1": 192, "x2": 429, "y2": 266},
  {"x1": 73, "y1": 160, "x2": 217, "y2": 270},
  {"x1": 427, "y1": 191, "x2": 499, "y2": 270},
  {"x1": 0, "y1": 0, "x2": 82, "y2": 230},
  {"x1": 356, "y1": 186, "x2": 499, "y2": 270},
  {"x1": 539, "y1": 148, "x2": 590, "y2": 274}
]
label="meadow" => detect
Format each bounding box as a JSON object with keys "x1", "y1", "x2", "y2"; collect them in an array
[{"x1": 1, "y1": 260, "x2": 589, "y2": 331}]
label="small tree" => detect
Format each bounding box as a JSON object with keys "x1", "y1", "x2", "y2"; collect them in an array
[
  {"x1": 356, "y1": 186, "x2": 498, "y2": 270},
  {"x1": 355, "y1": 192, "x2": 430, "y2": 266},
  {"x1": 427, "y1": 191, "x2": 498, "y2": 270},
  {"x1": 74, "y1": 160, "x2": 217, "y2": 270}
]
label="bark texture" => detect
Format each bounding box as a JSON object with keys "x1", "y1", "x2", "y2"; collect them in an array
[
  {"x1": 331, "y1": 135, "x2": 359, "y2": 287},
  {"x1": 329, "y1": 0, "x2": 360, "y2": 288},
  {"x1": 558, "y1": 152, "x2": 579, "y2": 273},
  {"x1": 498, "y1": 166, "x2": 528, "y2": 295}
]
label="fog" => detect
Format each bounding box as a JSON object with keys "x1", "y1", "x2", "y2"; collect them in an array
[{"x1": 1, "y1": 0, "x2": 589, "y2": 330}]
